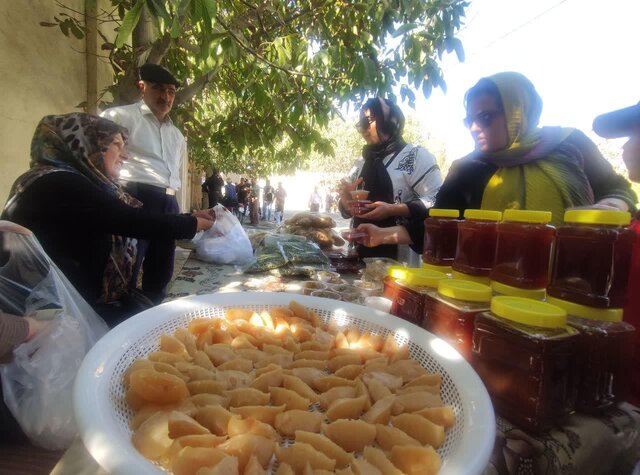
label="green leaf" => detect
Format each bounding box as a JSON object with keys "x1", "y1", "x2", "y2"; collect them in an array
[
  {"x1": 422, "y1": 79, "x2": 433, "y2": 99},
  {"x1": 171, "y1": 0, "x2": 192, "y2": 38},
  {"x1": 115, "y1": 0, "x2": 144, "y2": 48},
  {"x1": 146, "y1": 0, "x2": 171, "y2": 23},
  {"x1": 392, "y1": 22, "x2": 417, "y2": 38}
]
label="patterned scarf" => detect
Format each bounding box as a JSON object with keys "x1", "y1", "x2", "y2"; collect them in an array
[
  {"x1": 5, "y1": 113, "x2": 142, "y2": 304},
  {"x1": 475, "y1": 72, "x2": 594, "y2": 225}
]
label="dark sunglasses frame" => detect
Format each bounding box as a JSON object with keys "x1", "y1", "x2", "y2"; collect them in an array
[
  {"x1": 464, "y1": 110, "x2": 503, "y2": 129},
  {"x1": 355, "y1": 115, "x2": 375, "y2": 130}
]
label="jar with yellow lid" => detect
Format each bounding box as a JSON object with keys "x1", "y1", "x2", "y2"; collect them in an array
[
  {"x1": 423, "y1": 279, "x2": 492, "y2": 360},
  {"x1": 383, "y1": 266, "x2": 448, "y2": 326},
  {"x1": 472, "y1": 296, "x2": 578, "y2": 432},
  {"x1": 548, "y1": 209, "x2": 634, "y2": 308},
  {"x1": 423, "y1": 209, "x2": 461, "y2": 269},
  {"x1": 490, "y1": 209, "x2": 556, "y2": 289},
  {"x1": 452, "y1": 210, "x2": 501, "y2": 283},
  {"x1": 547, "y1": 296, "x2": 634, "y2": 413}
]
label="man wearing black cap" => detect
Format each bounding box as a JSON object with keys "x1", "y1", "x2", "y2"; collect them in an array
[
  {"x1": 594, "y1": 102, "x2": 640, "y2": 407},
  {"x1": 100, "y1": 63, "x2": 186, "y2": 304}
]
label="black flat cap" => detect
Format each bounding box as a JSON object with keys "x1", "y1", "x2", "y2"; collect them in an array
[
  {"x1": 593, "y1": 102, "x2": 640, "y2": 138},
  {"x1": 138, "y1": 64, "x2": 181, "y2": 87}
]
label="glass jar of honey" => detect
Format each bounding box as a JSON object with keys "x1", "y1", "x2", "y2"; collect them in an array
[
  {"x1": 548, "y1": 210, "x2": 633, "y2": 308},
  {"x1": 547, "y1": 296, "x2": 634, "y2": 413},
  {"x1": 423, "y1": 279, "x2": 492, "y2": 360},
  {"x1": 490, "y1": 210, "x2": 556, "y2": 289},
  {"x1": 423, "y1": 209, "x2": 461, "y2": 267},
  {"x1": 472, "y1": 297, "x2": 578, "y2": 433},
  {"x1": 383, "y1": 266, "x2": 448, "y2": 327},
  {"x1": 452, "y1": 209, "x2": 502, "y2": 279}
]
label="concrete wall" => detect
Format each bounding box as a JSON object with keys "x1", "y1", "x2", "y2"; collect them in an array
[{"x1": 0, "y1": 0, "x2": 113, "y2": 208}]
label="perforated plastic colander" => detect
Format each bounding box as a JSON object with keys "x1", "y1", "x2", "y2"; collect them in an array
[{"x1": 74, "y1": 292, "x2": 494, "y2": 474}]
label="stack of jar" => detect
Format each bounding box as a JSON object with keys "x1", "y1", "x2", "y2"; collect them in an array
[
  {"x1": 546, "y1": 210, "x2": 635, "y2": 413},
  {"x1": 415, "y1": 207, "x2": 636, "y2": 429}
]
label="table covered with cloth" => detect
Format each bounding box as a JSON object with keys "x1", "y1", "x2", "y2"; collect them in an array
[{"x1": 51, "y1": 255, "x2": 640, "y2": 475}]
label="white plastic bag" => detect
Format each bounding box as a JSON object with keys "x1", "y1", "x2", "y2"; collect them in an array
[
  {"x1": 0, "y1": 230, "x2": 109, "y2": 450},
  {"x1": 195, "y1": 205, "x2": 254, "y2": 265}
]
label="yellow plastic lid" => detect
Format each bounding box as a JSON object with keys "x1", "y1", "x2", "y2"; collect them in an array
[
  {"x1": 422, "y1": 262, "x2": 453, "y2": 273},
  {"x1": 451, "y1": 270, "x2": 492, "y2": 286},
  {"x1": 491, "y1": 280, "x2": 546, "y2": 301},
  {"x1": 388, "y1": 266, "x2": 448, "y2": 288},
  {"x1": 546, "y1": 296, "x2": 623, "y2": 322},
  {"x1": 491, "y1": 296, "x2": 567, "y2": 328},
  {"x1": 437, "y1": 279, "x2": 492, "y2": 303},
  {"x1": 464, "y1": 209, "x2": 502, "y2": 221},
  {"x1": 563, "y1": 209, "x2": 631, "y2": 226},
  {"x1": 429, "y1": 209, "x2": 460, "y2": 218},
  {"x1": 502, "y1": 209, "x2": 552, "y2": 224}
]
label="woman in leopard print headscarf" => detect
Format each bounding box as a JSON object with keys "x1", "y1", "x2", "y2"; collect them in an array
[{"x1": 3, "y1": 113, "x2": 208, "y2": 326}]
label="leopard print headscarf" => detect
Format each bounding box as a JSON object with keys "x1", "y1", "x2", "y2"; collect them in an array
[{"x1": 5, "y1": 113, "x2": 142, "y2": 304}]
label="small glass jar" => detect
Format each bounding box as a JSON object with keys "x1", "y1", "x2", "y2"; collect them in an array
[
  {"x1": 548, "y1": 210, "x2": 634, "y2": 308},
  {"x1": 423, "y1": 209, "x2": 461, "y2": 267},
  {"x1": 383, "y1": 266, "x2": 448, "y2": 326},
  {"x1": 490, "y1": 280, "x2": 546, "y2": 301},
  {"x1": 453, "y1": 209, "x2": 502, "y2": 278},
  {"x1": 423, "y1": 279, "x2": 492, "y2": 360},
  {"x1": 547, "y1": 296, "x2": 635, "y2": 413},
  {"x1": 472, "y1": 297, "x2": 578, "y2": 433},
  {"x1": 490, "y1": 209, "x2": 556, "y2": 289}
]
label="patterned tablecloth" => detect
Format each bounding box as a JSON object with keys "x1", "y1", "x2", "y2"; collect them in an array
[{"x1": 164, "y1": 255, "x2": 640, "y2": 475}]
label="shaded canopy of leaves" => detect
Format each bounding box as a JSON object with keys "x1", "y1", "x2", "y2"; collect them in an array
[{"x1": 49, "y1": 0, "x2": 468, "y2": 174}]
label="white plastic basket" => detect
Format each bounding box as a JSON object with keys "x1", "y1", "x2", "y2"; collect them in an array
[{"x1": 74, "y1": 292, "x2": 495, "y2": 474}]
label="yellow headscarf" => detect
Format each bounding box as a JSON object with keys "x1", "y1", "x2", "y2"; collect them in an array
[{"x1": 478, "y1": 72, "x2": 594, "y2": 225}]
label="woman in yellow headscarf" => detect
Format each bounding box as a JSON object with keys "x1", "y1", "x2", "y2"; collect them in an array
[
  {"x1": 435, "y1": 71, "x2": 635, "y2": 223},
  {"x1": 353, "y1": 72, "x2": 636, "y2": 251}
]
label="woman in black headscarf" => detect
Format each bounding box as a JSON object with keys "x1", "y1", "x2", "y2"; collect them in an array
[
  {"x1": 338, "y1": 97, "x2": 442, "y2": 259},
  {"x1": 2, "y1": 113, "x2": 214, "y2": 326}
]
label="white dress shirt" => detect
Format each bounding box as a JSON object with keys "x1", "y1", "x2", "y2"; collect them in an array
[{"x1": 100, "y1": 101, "x2": 185, "y2": 190}]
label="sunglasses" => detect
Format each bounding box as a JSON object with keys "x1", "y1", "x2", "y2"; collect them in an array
[
  {"x1": 356, "y1": 115, "x2": 375, "y2": 130},
  {"x1": 464, "y1": 110, "x2": 503, "y2": 129}
]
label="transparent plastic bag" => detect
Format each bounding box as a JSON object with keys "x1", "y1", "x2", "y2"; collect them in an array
[
  {"x1": 195, "y1": 205, "x2": 253, "y2": 265},
  {"x1": 0, "y1": 229, "x2": 109, "y2": 450}
]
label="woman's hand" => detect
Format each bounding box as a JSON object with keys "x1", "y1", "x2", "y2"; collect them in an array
[
  {"x1": 354, "y1": 224, "x2": 413, "y2": 247},
  {"x1": 23, "y1": 316, "x2": 49, "y2": 341},
  {"x1": 568, "y1": 198, "x2": 630, "y2": 212},
  {"x1": 196, "y1": 217, "x2": 214, "y2": 232},
  {"x1": 192, "y1": 208, "x2": 216, "y2": 221},
  {"x1": 337, "y1": 177, "x2": 364, "y2": 211},
  {"x1": 0, "y1": 220, "x2": 32, "y2": 236},
  {"x1": 358, "y1": 202, "x2": 410, "y2": 220}
]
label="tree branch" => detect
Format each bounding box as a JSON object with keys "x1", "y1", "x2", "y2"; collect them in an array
[
  {"x1": 175, "y1": 67, "x2": 221, "y2": 105},
  {"x1": 215, "y1": 14, "x2": 330, "y2": 81}
]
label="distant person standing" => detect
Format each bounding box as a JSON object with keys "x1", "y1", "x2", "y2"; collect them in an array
[
  {"x1": 309, "y1": 187, "x2": 322, "y2": 212},
  {"x1": 201, "y1": 169, "x2": 224, "y2": 207},
  {"x1": 100, "y1": 63, "x2": 185, "y2": 304},
  {"x1": 223, "y1": 179, "x2": 238, "y2": 214},
  {"x1": 249, "y1": 179, "x2": 260, "y2": 225},
  {"x1": 236, "y1": 178, "x2": 249, "y2": 223},
  {"x1": 274, "y1": 182, "x2": 287, "y2": 225},
  {"x1": 262, "y1": 180, "x2": 274, "y2": 221}
]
